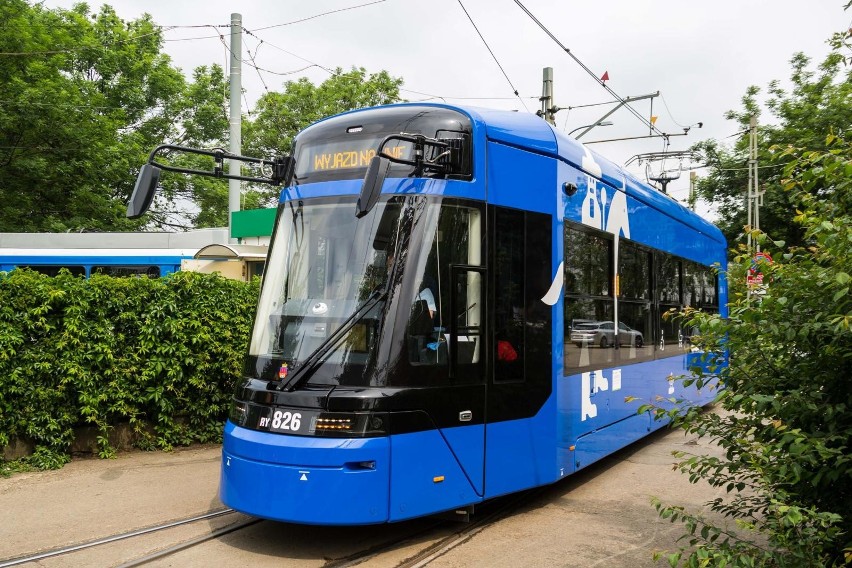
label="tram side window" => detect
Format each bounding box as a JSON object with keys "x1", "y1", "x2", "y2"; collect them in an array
[
  {"x1": 93, "y1": 265, "x2": 161, "y2": 278},
  {"x1": 493, "y1": 208, "x2": 525, "y2": 382},
  {"x1": 405, "y1": 201, "x2": 483, "y2": 385},
  {"x1": 682, "y1": 265, "x2": 720, "y2": 347},
  {"x1": 19, "y1": 265, "x2": 85, "y2": 277},
  {"x1": 564, "y1": 225, "x2": 615, "y2": 371},
  {"x1": 656, "y1": 253, "x2": 682, "y2": 354},
  {"x1": 656, "y1": 256, "x2": 718, "y2": 356},
  {"x1": 682, "y1": 261, "x2": 702, "y2": 307},
  {"x1": 701, "y1": 267, "x2": 718, "y2": 311},
  {"x1": 618, "y1": 242, "x2": 653, "y2": 363}
]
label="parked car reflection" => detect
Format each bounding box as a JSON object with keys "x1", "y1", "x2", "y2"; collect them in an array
[{"x1": 569, "y1": 320, "x2": 644, "y2": 348}]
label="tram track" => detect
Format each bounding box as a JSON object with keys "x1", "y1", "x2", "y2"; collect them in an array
[
  {"x1": 3, "y1": 487, "x2": 543, "y2": 568},
  {"x1": 325, "y1": 487, "x2": 548, "y2": 568},
  {"x1": 114, "y1": 515, "x2": 261, "y2": 568},
  {"x1": 0, "y1": 508, "x2": 243, "y2": 568}
]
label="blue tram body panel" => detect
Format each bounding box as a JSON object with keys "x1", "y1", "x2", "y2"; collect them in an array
[
  {"x1": 388, "y1": 426, "x2": 483, "y2": 521},
  {"x1": 484, "y1": 397, "x2": 560, "y2": 499},
  {"x1": 220, "y1": 102, "x2": 728, "y2": 525},
  {"x1": 556, "y1": 357, "x2": 719, "y2": 473},
  {"x1": 222, "y1": 420, "x2": 488, "y2": 524},
  {"x1": 221, "y1": 421, "x2": 391, "y2": 525}
]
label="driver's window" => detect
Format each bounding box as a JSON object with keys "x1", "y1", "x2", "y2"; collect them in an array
[{"x1": 406, "y1": 202, "x2": 482, "y2": 378}]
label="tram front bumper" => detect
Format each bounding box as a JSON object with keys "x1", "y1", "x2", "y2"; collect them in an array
[{"x1": 220, "y1": 420, "x2": 390, "y2": 525}]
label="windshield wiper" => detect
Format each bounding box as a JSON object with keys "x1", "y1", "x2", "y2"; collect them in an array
[{"x1": 273, "y1": 288, "x2": 386, "y2": 392}]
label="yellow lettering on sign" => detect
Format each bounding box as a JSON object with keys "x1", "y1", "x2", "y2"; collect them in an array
[
  {"x1": 384, "y1": 145, "x2": 406, "y2": 159},
  {"x1": 313, "y1": 153, "x2": 330, "y2": 170},
  {"x1": 311, "y1": 145, "x2": 409, "y2": 171}
]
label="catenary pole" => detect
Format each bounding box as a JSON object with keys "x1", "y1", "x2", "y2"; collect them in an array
[
  {"x1": 747, "y1": 115, "x2": 761, "y2": 252},
  {"x1": 228, "y1": 13, "x2": 242, "y2": 243},
  {"x1": 540, "y1": 67, "x2": 555, "y2": 125}
]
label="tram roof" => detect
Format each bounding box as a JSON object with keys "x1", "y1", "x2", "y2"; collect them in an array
[
  {"x1": 0, "y1": 228, "x2": 229, "y2": 250},
  {"x1": 463, "y1": 105, "x2": 724, "y2": 244},
  {"x1": 306, "y1": 103, "x2": 724, "y2": 244}
]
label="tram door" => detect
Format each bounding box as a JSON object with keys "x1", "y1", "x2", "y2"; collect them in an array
[
  {"x1": 422, "y1": 203, "x2": 487, "y2": 496},
  {"x1": 485, "y1": 207, "x2": 553, "y2": 495}
]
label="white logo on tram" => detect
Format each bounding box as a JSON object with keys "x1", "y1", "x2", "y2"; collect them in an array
[
  {"x1": 581, "y1": 368, "x2": 622, "y2": 421},
  {"x1": 580, "y1": 175, "x2": 631, "y2": 240}
]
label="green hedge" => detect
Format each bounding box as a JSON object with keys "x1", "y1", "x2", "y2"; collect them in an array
[{"x1": 0, "y1": 269, "x2": 259, "y2": 466}]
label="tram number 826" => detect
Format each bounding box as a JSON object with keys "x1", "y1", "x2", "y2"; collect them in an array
[{"x1": 261, "y1": 411, "x2": 302, "y2": 432}]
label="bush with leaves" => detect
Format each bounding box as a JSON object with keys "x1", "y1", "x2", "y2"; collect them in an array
[
  {"x1": 0, "y1": 270, "x2": 259, "y2": 467},
  {"x1": 643, "y1": 135, "x2": 852, "y2": 567}
]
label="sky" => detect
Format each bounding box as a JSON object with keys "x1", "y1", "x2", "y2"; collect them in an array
[{"x1": 41, "y1": 0, "x2": 850, "y2": 219}]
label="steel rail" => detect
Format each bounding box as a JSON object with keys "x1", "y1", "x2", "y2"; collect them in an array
[
  {"x1": 115, "y1": 517, "x2": 261, "y2": 567},
  {"x1": 0, "y1": 508, "x2": 235, "y2": 568}
]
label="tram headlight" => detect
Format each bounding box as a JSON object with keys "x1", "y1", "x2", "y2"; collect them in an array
[
  {"x1": 312, "y1": 412, "x2": 388, "y2": 437},
  {"x1": 314, "y1": 417, "x2": 353, "y2": 431}
]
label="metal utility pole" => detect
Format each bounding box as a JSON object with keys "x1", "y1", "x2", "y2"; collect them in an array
[
  {"x1": 228, "y1": 13, "x2": 242, "y2": 243},
  {"x1": 688, "y1": 171, "x2": 697, "y2": 211},
  {"x1": 540, "y1": 67, "x2": 555, "y2": 125},
  {"x1": 747, "y1": 116, "x2": 763, "y2": 251}
]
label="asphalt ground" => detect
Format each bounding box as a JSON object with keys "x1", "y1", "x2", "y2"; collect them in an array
[{"x1": 1, "y1": 421, "x2": 727, "y2": 567}]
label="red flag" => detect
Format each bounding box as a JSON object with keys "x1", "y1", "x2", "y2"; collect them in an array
[{"x1": 600, "y1": 71, "x2": 609, "y2": 82}]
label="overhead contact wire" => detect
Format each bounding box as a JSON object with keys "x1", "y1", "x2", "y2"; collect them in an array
[
  {"x1": 512, "y1": 0, "x2": 666, "y2": 137},
  {"x1": 251, "y1": 0, "x2": 387, "y2": 31},
  {"x1": 456, "y1": 0, "x2": 530, "y2": 112}
]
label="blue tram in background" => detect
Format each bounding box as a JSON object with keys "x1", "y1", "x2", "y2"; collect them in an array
[
  {"x1": 0, "y1": 228, "x2": 270, "y2": 281},
  {"x1": 0, "y1": 230, "x2": 229, "y2": 278},
  {"x1": 134, "y1": 103, "x2": 727, "y2": 525}
]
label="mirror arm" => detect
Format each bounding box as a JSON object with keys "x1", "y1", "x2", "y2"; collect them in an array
[
  {"x1": 375, "y1": 134, "x2": 451, "y2": 173},
  {"x1": 144, "y1": 144, "x2": 291, "y2": 186}
]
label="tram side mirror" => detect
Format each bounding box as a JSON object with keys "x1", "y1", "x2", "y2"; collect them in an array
[
  {"x1": 356, "y1": 155, "x2": 391, "y2": 218},
  {"x1": 127, "y1": 164, "x2": 161, "y2": 219}
]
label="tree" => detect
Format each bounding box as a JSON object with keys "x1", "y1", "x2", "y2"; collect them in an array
[
  {"x1": 144, "y1": 64, "x2": 231, "y2": 229},
  {"x1": 692, "y1": 43, "x2": 852, "y2": 249},
  {"x1": 647, "y1": 134, "x2": 852, "y2": 566},
  {"x1": 1, "y1": 3, "x2": 404, "y2": 231},
  {"x1": 0, "y1": 1, "x2": 231, "y2": 232}
]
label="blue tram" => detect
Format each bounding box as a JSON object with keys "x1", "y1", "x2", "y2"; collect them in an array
[
  {"x1": 0, "y1": 249, "x2": 188, "y2": 278},
  {"x1": 133, "y1": 103, "x2": 727, "y2": 525},
  {"x1": 0, "y1": 230, "x2": 231, "y2": 278}
]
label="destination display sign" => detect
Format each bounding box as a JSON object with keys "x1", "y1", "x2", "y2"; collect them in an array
[{"x1": 298, "y1": 138, "x2": 411, "y2": 174}]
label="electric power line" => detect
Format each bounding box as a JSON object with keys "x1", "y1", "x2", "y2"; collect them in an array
[
  {"x1": 658, "y1": 92, "x2": 703, "y2": 130},
  {"x1": 455, "y1": 0, "x2": 530, "y2": 112},
  {"x1": 251, "y1": 0, "x2": 387, "y2": 31},
  {"x1": 241, "y1": 28, "x2": 335, "y2": 75},
  {"x1": 512, "y1": 0, "x2": 667, "y2": 138},
  {"x1": 242, "y1": 27, "x2": 453, "y2": 102},
  {"x1": 2, "y1": 0, "x2": 386, "y2": 56}
]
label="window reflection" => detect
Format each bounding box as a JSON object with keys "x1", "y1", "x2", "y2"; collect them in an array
[
  {"x1": 564, "y1": 226, "x2": 614, "y2": 370},
  {"x1": 562, "y1": 222, "x2": 720, "y2": 372},
  {"x1": 565, "y1": 229, "x2": 610, "y2": 296},
  {"x1": 618, "y1": 242, "x2": 653, "y2": 363}
]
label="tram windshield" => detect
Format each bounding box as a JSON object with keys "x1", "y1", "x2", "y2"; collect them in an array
[{"x1": 247, "y1": 195, "x2": 483, "y2": 388}]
